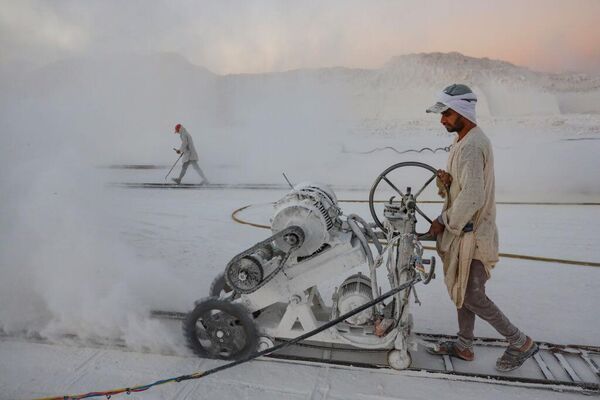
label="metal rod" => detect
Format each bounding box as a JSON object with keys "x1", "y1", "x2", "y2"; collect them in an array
[
  {"x1": 164, "y1": 153, "x2": 183, "y2": 181},
  {"x1": 282, "y1": 172, "x2": 294, "y2": 189},
  {"x1": 382, "y1": 176, "x2": 404, "y2": 197},
  {"x1": 554, "y1": 353, "x2": 582, "y2": 382},
  {"x1": 442, "y1": 355, "x2": 454, "y2": 372},
  {"x1": 580, "y1": 351, "x2": 600, "y2": 378},
  {"x1": 414, "y1": 204, "x2": 433, "y2": 224},
  {"x1": 414, "y1": 173, "x2": 437, "y2": 199},
  {"x1": 533, "y1": 353, "x2": 555, "y2": 380}
]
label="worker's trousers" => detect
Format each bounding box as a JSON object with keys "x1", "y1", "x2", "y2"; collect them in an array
[
  {"x1": 178, "y1": 161, "x2": 208, "y2": 182},
  {"x1": 457, "y1": 259, "x2": 526, "y2": 348}
]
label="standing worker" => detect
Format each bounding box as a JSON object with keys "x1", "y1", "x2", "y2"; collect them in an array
[
  {"x1": 425, "y1": 84, "x2": 537, "y2": 372},
  {"x1": 172, "y1": 123, "x2": 209, "y2": 185}
]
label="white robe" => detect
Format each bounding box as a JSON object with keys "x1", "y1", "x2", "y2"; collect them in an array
[
  {"x1": 178, "y1": 127, "x2": 199, "y2": 163},
  {"x1": 436, "y1": 126, "x2": 499, "y2": 308}
]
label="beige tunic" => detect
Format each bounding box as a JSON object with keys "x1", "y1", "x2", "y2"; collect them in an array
[
  {"x1": 436, "y1": 126, "x2": 499, "y2": 308},
  {"x1": 178, "y1": 127, "x2": 199, "y2": 163}
]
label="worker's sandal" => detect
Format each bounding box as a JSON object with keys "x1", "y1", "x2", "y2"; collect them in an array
[
  {"x1": 427, "y1": 341, "x2": 474, "y2": 361},
  {"x1": 495, "y1": 337, "x2": 538, "y2": 372}
]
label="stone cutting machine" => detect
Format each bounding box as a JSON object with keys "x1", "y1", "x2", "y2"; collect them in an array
[{"x1": 183, "y1": 162, "x2": 440, "y2": 369}]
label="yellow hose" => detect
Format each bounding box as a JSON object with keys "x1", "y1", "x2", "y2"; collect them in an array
[{"x1": 231, "y1": 204, "x2": 600, "y2": 268}]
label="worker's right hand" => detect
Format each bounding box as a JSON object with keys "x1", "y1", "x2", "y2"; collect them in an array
[
  {"x1": 175, "y1": 149, "x2": 181, "y2": 154},
  {"x1": 428, "y1": 219, "x2": 445, "y2": 238},
  {"x1": 437, "y1": 169, "x2": 452, "y2": 188}
]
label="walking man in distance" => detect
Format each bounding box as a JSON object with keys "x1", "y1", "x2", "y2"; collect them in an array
[{"x1": 172, "y1": 123, "x2": 209, "y2": 185}]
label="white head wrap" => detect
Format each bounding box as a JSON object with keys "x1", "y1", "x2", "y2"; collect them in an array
[{"x1": 426, "y1": 84, "x2": 478, "y2": 124}]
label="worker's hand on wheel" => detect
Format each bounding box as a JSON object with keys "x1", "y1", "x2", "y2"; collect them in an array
[
  {"x1": 437, "y1": 169, "x2": 452, "y2": 187},
  {"x1": 429, "y1": 219, "x2": 445, "y2": 238}
]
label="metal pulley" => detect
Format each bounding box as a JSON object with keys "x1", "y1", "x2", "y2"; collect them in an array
[{"x1": 226, "y1": 255, "x2": 264, "y2": 292}]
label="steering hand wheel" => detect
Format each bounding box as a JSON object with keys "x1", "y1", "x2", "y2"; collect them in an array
[{"x1": 368, "y1": 161, "x2": 445, "y2": 238}]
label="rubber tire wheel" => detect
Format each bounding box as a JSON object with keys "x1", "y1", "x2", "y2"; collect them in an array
[
  {"x1": 210, "y1": 272, "x2": 233, "y2": 298},
  {"x1": 183, "y1": 297, "x2": 258, "y2": 360}
]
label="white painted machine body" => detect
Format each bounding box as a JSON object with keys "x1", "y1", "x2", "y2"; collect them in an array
[{"x1": 225, "y1": 182, "x2": 429, "y2": 366}]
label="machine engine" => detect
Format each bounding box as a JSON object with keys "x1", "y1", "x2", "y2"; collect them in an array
[
  {"x1": 336, "y1": 273, "x2": 374, "y2": 326},
  {"x1": 271, "y1": 183, "x2": 341, "y2": 257}
]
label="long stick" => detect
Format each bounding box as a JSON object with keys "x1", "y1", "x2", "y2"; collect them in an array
[{"x1": 164, "y1": 153, "x2": 183, "y2": 182}]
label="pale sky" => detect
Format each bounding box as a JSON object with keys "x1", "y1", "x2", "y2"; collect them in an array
[{"x1": 1, "y1": 0, "x2": 599, "y2": 74}]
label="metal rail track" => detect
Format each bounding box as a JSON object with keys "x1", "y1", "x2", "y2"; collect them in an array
[
  {"x1": 149, "y1": 310, "x2": 600, "y2": 394},
  {"x1": 2, "y1": 316, "x2": 598, "y2": 394}
]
